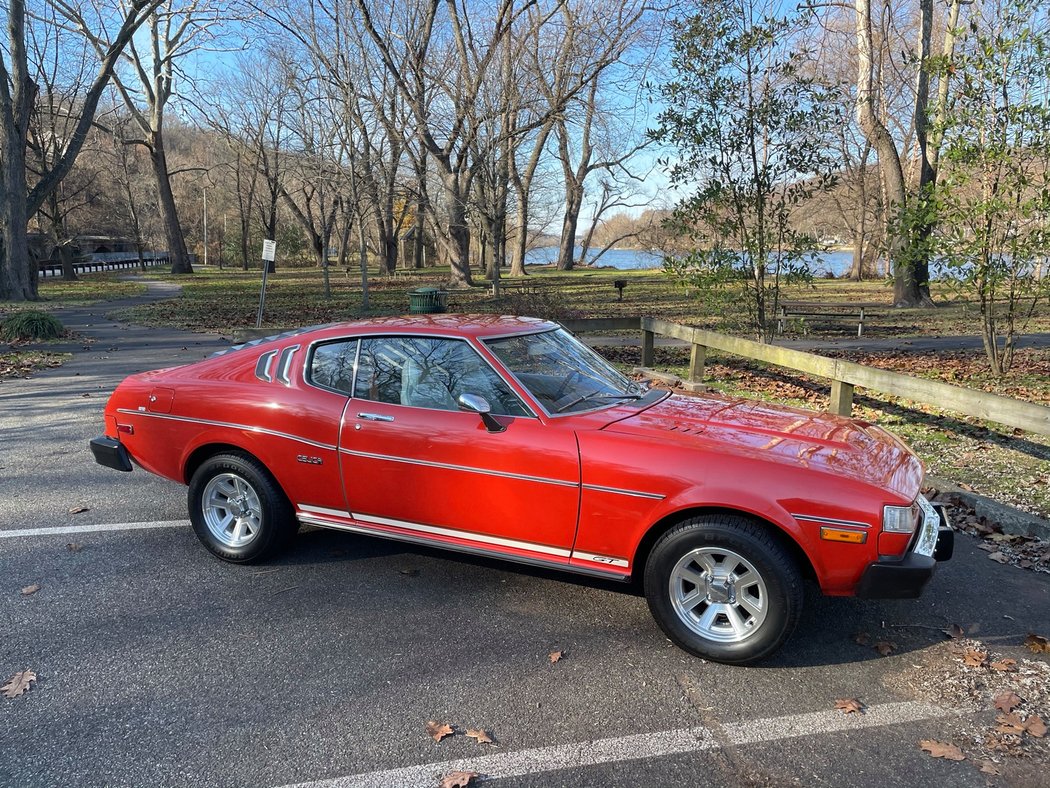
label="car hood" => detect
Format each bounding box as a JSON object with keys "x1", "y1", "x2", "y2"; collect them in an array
[{"x1": 604, "y1": 392, "x2": 923, "y2": 501}]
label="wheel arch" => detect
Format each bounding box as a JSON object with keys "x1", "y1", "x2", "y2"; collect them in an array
[
  {"x1": 631, "y1": 506, "x2": 818, "y2": 586},
  {"x1": 183, "y1": 442, "x2": 261, "y2": 484}
]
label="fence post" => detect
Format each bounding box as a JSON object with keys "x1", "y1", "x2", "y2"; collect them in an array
[
  {"x1": 830, "y1": 380, "x2": 855, "y2": 417},
  {"x1": 689, "y1": 342, "x2": 707, "y2": 383},
  {"x1": 641, "y1": 328, "x2": 655, "y2": 367}
]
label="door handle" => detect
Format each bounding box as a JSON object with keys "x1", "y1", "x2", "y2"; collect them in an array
[{"x1": 357, "y1": 412, "x2": 394, "y2": 422}]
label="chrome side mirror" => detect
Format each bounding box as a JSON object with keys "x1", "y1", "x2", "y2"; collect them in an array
[{"x1": 457, "y1": 393, "x2": 505, "y2": 433}]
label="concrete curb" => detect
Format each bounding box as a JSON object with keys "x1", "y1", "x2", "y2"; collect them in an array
[{"x1": 926, "y1": 474, "x2": 1050, "y2": 541}]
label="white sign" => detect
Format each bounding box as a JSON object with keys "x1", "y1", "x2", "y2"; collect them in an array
[{"x1": 261, "y1": 239, "x2": 277, "y2": 262}]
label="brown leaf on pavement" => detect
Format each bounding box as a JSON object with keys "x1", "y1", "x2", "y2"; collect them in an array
[
  {"x1": 962, "y1": 648, "x2": 987, "y2": 668},
  {"x1": 439, "y1": 771, "x2": 480, "y2": 788},
  {"x1": 920, "y1": 740, "x2": 965, "y2": 761},
  {"x1": 834, "y1": 698, "x2": 865, "y2": 715},
  {"x1": 993, "y1": 691, "x2": 1022, "y2": 713},
  {"x1": 20, "y1": 584, "x2": 40, "y2": 596},
  {"x1": 995, "y1": 713, "x2": 1026, "y2": 735},
  {"x1": 1, "y1": 670, "x2": 37, "y2": 699},
  {"x1": 466, "y1": 729, "x2": 494, "y2": 744},
  {"x1": 989, "y1": 659, "x2": 1016, "y2": 672},
  {"x1": 68, "y1": 506, "x2": 89, "y2": 514},
  {"x1": 549, "y1": 650, "x2": 564, "y2": 664},
  {"x1": 987, "y1": 551, "x2": 1008, "y2": 564},
  {"x1": 66, "y1": 542, "x2": 82, "y2": 552},
  {"x1": 1026, "y1": 715, "x2": 1047, "y2": 738},
  {"x1": 942, "y1": 623, "x2": 965, "y2": 639},
  {"x1": 1024, "y1": 633, "x2": 1050, "y2": 653},
  {"x1": 852, "y1": 632, "x2": 870, "y2": 646},
  {"x1": 978, "y1": 762, "x2": 1001, "y2": 775},
  {"x1": 873, "y1": 640, "x2": 896, "y2": 656},
  {"x1": 426, "y1": 721, "x2": 455, "y2": 742}
]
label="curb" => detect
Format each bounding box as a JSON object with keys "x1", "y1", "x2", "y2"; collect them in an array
[{"x1": 926, "y1": 474, "x2": 1050, "y2": 541}]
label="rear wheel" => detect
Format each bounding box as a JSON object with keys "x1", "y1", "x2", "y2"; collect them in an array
[
  {"x1": 644, "y1": 515, "x2": 803, "y2": 664},
  {"x1": 188, "y1": 452, "x2": 296, "y2": 563}
]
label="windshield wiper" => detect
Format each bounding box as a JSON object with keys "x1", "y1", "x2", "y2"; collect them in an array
[{"x1": 554, "y1": 392, "x2": 643, "y2": 414}]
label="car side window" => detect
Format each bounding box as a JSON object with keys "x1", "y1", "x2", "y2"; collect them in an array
[
  {"x1": 309, "y1": 340, "x2": 359, "y2": 394},
  {"x1": 354, "y1": 336, "x2": 530, "y2": 417}
]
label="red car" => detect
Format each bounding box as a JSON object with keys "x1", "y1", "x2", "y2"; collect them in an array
[{"x1": 91, "y1": 315, "x2": 952, "y2": 664}]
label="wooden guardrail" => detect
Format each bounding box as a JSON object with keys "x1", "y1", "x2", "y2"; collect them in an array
[{"x1": 638, "y1": 317, "x2": 1050, "y2": 435}]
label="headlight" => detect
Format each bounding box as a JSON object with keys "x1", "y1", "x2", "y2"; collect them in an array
[{"x1": 883, "y1": 502, "x2": 920, "y2": 533}]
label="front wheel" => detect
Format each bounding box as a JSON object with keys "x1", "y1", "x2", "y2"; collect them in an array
[
  {"x1": 644, "y1": 515, "x2": 803, "y2": 664},
  {"x1": 188, "y1": 452, "x2": 296, "y2": 563}
]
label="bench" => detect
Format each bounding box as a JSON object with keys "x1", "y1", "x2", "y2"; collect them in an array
[
  {"x1": 491, "y1": 279, "x2": 543, "y2": 297},
  {"x1": 776, "y1": 303, "x2": 867, "y2": 337}
]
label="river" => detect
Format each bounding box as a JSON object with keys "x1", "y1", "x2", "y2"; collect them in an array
[{"x1": 524, "y1": 247, "x2": 858, "y2": 277}]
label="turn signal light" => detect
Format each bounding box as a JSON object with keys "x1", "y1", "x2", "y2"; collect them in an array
[{"x1": 820, "y1": 526, "x2": 867, "y2": 544}]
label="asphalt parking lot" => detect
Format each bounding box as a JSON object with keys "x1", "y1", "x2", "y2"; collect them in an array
[{"x1": 2, "y1": 291, "x2": 1049, "y2": 787}]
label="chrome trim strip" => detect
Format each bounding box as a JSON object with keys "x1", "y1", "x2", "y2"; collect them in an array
[
  {"x1": 295, "y1": 506, "x2": 572, "y2": 558},
  {"x1": 276, "y1": 344, "x2": 300, "y2": 386},
  {"x1": 790, "y1": 512, "x2": 872, "y2": 529},
  {"x1": 572, "y1": 552, "x2": 630, "y2": 568},
  {"x1": 582, "y1": 483, "x2": 665, "y2": 500},
  {"x1": 338, "y1": 448, "x2": 579, "y2": 489},
  {"x1": 296, "y1": 514, "x2": 627, "y2": 582},
  {"x1": 353, "y1": 512, "x2": 573, "y2": 557},
  {"x1": 298, "y1": 504, "x2": 351, "y2": 517},
  {"x1": 115, "y1": 408, "x2": 337, "y2": 452},
  {"x1": 357, "y1": 413, "x2": 395, "y2": 422}
]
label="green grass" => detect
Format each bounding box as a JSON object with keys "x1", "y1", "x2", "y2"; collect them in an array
[{"x1": 0, "y1": 274, "x2": 146, "y2": 315}]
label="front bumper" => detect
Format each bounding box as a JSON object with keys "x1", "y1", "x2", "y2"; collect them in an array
[
  {"x1": 856, "y1": 498, "x2": 953, "y2": 599},
  {"x1": 89, "y1": 436, "x2": 133, "y2": 472}
]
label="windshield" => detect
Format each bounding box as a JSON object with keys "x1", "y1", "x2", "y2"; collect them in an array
[{"x1": 484, "y1": 328, "x2": 644, "y2": 415}]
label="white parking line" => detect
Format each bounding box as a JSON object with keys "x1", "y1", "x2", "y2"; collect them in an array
[
  {"x1": 279, "y1": 701, "x2": 947, "y2": 787},
  {"x1": 0, "y1": 520, "x2": 190, "y2": 538}
]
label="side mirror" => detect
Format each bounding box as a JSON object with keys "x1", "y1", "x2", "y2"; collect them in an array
[{"x1": 457, "y1": 393, "x2": 506, "y2": 433}]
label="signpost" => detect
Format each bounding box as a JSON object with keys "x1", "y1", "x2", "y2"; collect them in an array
[{"x1": 255, "y1": 239, "x2": 277, "y2": 328}]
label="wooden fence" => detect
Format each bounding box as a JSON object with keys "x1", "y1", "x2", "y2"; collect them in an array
[{"x1": 560, "y1": 316, "x2": 1050, "y2": 436}]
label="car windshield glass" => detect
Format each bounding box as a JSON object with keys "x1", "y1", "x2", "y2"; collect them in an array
[{"x1": 484, "y1": 328, "x2": 644, "y2": 415}]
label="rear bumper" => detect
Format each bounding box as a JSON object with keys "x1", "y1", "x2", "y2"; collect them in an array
[
  {"x1": 856, "y1": 501, "x2": 953, "y2": 599},
  {"x1": 89, "y1": 436, "x2": 133, "y2": 472}
]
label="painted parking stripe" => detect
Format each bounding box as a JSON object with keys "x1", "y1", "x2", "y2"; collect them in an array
[
  {"x1": 0, "y1": 520, "x2": 190, "y2": 538},
  {"x1": 278, "y1": 701, "x2": 947, "y2": 788}
]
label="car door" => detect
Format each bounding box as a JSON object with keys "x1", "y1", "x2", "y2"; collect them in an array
[{"x1": 338, "y1": 335, "x2": 581, "y2": 562}]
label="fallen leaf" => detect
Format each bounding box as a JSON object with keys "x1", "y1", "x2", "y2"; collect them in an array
[
  {"x1": 989, "y1": 659, "x2": 1016, "y2": 672},
  {"x1": 439, "y1": 771, "x2": 480, "y2": 788},
  {"x1": 1, "y1": 670, "x2": 36, "y2": 699},
  {"x1": 987, "y1": 551, "x2": 1008, "y2": 564},
  {"x1": 874, "y1": 640, "x2": 897, "y2": 656},
  {"x1": 920, "y1": 739, "x2": 965, "y2": 760},
  {"x1": 398, "y1": 568, "x2": 419, "y2": 577},
  {"x1": 1024, "y1": 633, "x2": 1050, "y2": 653},
  {"x1": 66, "y1": 542, "x2": 82, "y2": 552},
  {"x1": 834, "y1": 698, "x2": 865, "y2": 714},
  {"x1": 962, "y1": 648, "x2": 987, "y2": 668},
  {"x1": 68, "y1": 506, "x2": 89, "y2": 514},
  {"x1": 978, "y1": 762, "x2": 1001, "y2": 775},
  {"x1": 1026, "y1": 715, "x2": 1047, "y2": 738},
  {"x1": 995, "y1": 713, "x2": 1026, "y2": 735},
  {"x1": 549, "y1": 650, "x2": 564, "y2": 664},
  {"x1": 942, "y1": 624, "x2": 965, "y2": 639},
  {"x1": 20, "y1": 584, "x2": 40, "y2": 595},
  {"x1": 994, "y1": 691, "x2": 1022, "y2": 713},
  {"x1": 466, "y1": 728, "x2": 494, "y2": 744},
  {"x1": 426, "y1": 721, "x2": 454, "y2": 742},
  {"x1": 852, "y1": 632, "x2": 870, "y2": 646}
]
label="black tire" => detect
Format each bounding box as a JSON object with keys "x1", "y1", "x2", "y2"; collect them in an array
[
  {"x1": 643, "y1": 514, "x2": 803, "y2": 665},
  {"x1": 187, "y1": 452, "x2": 296, "y2": 563}
]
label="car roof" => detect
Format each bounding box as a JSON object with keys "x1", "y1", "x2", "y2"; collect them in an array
[{"x1": 211, "y1": 315, "x2": 559, "y2": 358}]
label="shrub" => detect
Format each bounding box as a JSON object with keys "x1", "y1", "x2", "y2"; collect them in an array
[{"x1": 0, "y1": 310, "x2": 65, "y2": 341}]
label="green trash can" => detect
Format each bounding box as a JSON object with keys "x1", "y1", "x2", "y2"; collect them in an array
[{"x1": 409, "y1": 287, "x2": 446, "y2": 314}]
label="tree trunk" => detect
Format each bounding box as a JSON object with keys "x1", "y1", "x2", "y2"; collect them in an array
[
  {"x1": 0, "y1": 140, "x2": 36, "y2": 300},
  {"x1": 440, "y1": 169, "x2": 473, "y2": 287},
  {"x1": 556, "y1": 186, "x2": 583, "y2": 271},
  {"x1": 855, "y1": 0, "x2": 926, "y2": 307},
  {"x1": 150, "y1": 135, "x2": 193, "y2": 275}
]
